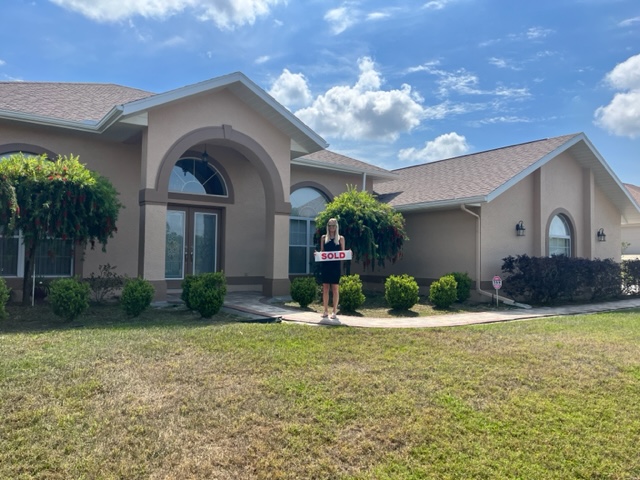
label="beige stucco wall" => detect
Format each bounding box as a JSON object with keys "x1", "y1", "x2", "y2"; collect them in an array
[
  {"x1": 0, "y1": 123, "x2": 142, "y2": 280},
  {"x1": 291, "y1": 164, "x2": 369, "y2": 199},
  {"x1": 622, "y1": 224, "x2": 640, "y2": 254}
]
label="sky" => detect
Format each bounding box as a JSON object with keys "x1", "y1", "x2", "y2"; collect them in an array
[{"x1": 1, "y1": 0, "x2": 639, "y2": 184}]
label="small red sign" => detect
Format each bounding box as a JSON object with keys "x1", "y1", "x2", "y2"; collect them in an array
[{"x1": 492, "y1": 275, "x2": 502, "y2": 290}]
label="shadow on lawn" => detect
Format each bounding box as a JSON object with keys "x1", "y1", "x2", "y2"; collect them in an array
[{"x1": 0, "y1": 303, "x2": 243, "y2": 334}]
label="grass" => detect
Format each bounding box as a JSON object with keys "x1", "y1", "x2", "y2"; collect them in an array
[{"x1": 1, "y1": 303, "x2": 640, "y2": 479}]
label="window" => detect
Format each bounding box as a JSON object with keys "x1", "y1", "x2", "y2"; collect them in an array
[
  {"x1": 1, "y1": 150, "x2": 73, "y2": 277},
  {"x1": 549, "y1": 214, "x2": 572, "y2": 257},
  {"x1": 169, "y1": 158, "x2": 227, "y2": 196},
  {"x1": 289, "y1": 187, "x2": 328, "y2": 274}
]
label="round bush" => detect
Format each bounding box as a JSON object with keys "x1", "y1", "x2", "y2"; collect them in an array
[
  {"x1": 446, "y1": 271, "x2": 472, "y2": 303},
  {"x1": 385, "y1": 274, "x2": 419, "y2": 310},
  {"x1": 181, "y1": 274, "x2": 197, "y2": 310},
  {"x1": 49, "y1": 278, "x2": 90, "y2": 321},
  {"x1": 189, "y1": 272, "x2": 227, "y2": 318},
  {"x1": 339, "y1": 274, "x2": 365, "y2": 312},
  {"x1": 291, "y1": 276, "x2": 318, "y2": 308},
  {"x1": 0, "y1": 277, "x2": 10, "y2": 320},
  {"x1": 429, "y1": 274, "x2": 458, "y2": 309},
  {"x1": 121, "y1": 277, "x2": 155, "y2": 317}
]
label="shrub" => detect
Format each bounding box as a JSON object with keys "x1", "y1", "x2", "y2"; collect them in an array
[
  {"x1": 181, "y1": 275, "x2": 197, "y2": 310},
  {"x1": 121, "y1": 277, "x2": 155, "y2": 317},
  {"x1": 445, "y1": 271, "x2": 472, "y2": 303},
  {"x1": 429, "y1": 274, "x2": 458, "y2": 309},
  {"x1": 85, "y1": 263, "x2": 125, "y2": 304},
  {"x1": 291, "y1": 276, "x2": 318, "y2": 308},
  {"x1": 189, "y1": 272, "x2": 227, "y2": 318},
  {"x1": 622, "y1": 259, "x2": 640, "y2": 295},
  {"x1": 0, "y1": 277, "x2": 9, "y2": 320},
  {"x1": 385, "y1": 274, "x2": 419, "y2": 310},
  {"x1": 49, "y1": 278, "x2": 90, "y2": 321},
  {"x1": 339, "y1": 274, "x2": 365, "y2": 312}
]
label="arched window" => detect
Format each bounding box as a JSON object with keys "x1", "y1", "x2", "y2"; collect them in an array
[
  {"x1": 549, "y1": 214, "x2": 572, "y2": 257},
  {"x1": 289, "y1": 187, "x2": 328, "y2": 274},
  {"x1": 0, "y1": 151, "x2": 73, "y2": 277},
  {"x1": 169, "y1": 158, "x2": 227, "y2": 196}
]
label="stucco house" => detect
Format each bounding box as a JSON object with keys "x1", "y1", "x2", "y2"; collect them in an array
[
  {"x1": 622, "y1": 183, "x2": 640, "y2": 257},
  {"x1": 1, "y1": 73, "x2": 639, "y2": 302}
]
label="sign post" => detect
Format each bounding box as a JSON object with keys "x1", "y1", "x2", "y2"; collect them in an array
[{"x1": 492, "y1": 275, "x2": 502, "y2": 307}]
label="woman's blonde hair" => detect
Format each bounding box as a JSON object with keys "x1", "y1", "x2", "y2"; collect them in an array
[{"x1": 324, "y1": 218, "x2": 341, "y2": 245}]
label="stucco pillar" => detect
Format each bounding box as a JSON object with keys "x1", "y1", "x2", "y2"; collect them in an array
[
  {"x1": 583, "y1": 167, "x2": 594, "y2": 259},
  {"x1": 138, "y1": 202, "x2": 168, "y2": 300},
  {"x1": 263, "y1": 211, "x2": 291, "y2": 296},
  {"x1": 533, "y1": 169, "x2": 543, "y2": 256}
]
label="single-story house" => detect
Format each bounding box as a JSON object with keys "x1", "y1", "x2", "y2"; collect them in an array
[{"x1": 2, "y1": 73, "x2": 639, "y2": 301}]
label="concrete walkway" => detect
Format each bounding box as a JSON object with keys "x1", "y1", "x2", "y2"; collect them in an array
[{"x1": 222, "y1": 292, "x2": 640, "y2": 328}]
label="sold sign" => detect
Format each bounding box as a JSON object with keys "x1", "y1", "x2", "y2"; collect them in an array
[{"x1": 314, "y1": 250, "x2": 353, "y2": 262}]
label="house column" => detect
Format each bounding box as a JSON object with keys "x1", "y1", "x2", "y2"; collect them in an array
[
  {"x1": 263, "y1": 210, "x2": 291, "y2": 297},
  {"x1": 583, "y1": 168, "x2": 594, "y2": 258},
  {"x1": 533, "y1": 168, "x2": 544, "y2": 256},
  {"x1": 138, "y1": 199, "x2": 168, "y2": 300}
]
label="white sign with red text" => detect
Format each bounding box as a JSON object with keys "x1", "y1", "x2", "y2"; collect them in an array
[{"x1": 314, "y1": 250, "x2": 353, "y2": 262}]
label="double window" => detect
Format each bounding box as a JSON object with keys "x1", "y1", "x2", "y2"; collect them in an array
[{"x1": 289, "y1": 187, "x2": 328, "y2": 274}]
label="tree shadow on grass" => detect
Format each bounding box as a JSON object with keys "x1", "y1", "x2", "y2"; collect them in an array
[{"x1": 0, "y1": 304, "x2": 243, "y2": 334}]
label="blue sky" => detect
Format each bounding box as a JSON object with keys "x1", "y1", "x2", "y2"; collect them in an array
[{"x1": 1, "y1": 0, "x2": 639, "y2": 184}]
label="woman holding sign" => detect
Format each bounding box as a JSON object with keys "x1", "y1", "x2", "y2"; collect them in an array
[{"x1": 320, "y1": 218, "x2": 345, "y2": 319}]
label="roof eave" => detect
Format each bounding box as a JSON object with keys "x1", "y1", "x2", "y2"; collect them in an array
[
  {"x1": 393, "y1": 196, "x2": 487, "y2": 212},
  {"x1": 292, "y1": 157, "x2": 398, "y2": 180}
]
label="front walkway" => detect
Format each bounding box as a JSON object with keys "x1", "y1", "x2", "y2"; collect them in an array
[{"x1": 222, "y1": 292, "x2": 640, "y2": 328}]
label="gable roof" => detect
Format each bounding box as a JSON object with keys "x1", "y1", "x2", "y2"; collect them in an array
[
  {"x1": 294, "y1": 149, "x2": 397, "y2": 181},
  {"x1": 0, "y1": 73, "x2": 327, "y2": 156},
  {"x1": 624, "y1": 183, "x2": 640, "y2": 206},
  {"x1": 375, "y1": 133, "x2": 640, "y2": 224}
]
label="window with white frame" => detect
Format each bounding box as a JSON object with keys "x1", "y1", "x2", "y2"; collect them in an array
[
  {"x1": 0, "y1": 151, "x2": 74, "y2": 277},
  {"x1": 549, "y1": 214, "x2": 572, "y2": 257},
  {"x1": 289, "y1": 187, "x2": 328, "y2": 274}
]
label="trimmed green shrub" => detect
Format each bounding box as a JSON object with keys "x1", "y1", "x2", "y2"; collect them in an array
[
  {"x1": 622, "y1": 259, "x2": 640, "y2": 295},
  {"x1": 429, "y1": 274, "x2": 458, "y2": 309},
  {"x1": 291, "y1": 276, "x2": 318, "y2": 308},
  {"x1": 181, "y1": 274, "x2": 197, "y2": 310},
  {"x1": 446, "y1": 271, "x2": 472, "y2": 303},
  {"x1": 339, "y1": 274, "x2": 365, "y2": 312},
  {"x1": 49, "y1": 278, "x2": 90, "y2": 321},
  {"x1": 385, "y1": 274, "x2": 419, "y2": 310},
  {"x1": 121, "y1": 277, "x2": 155, "y2": 317},
  {"x1": 189, "y1": 272, "x2": 227, "y2": 318},
  {"x1": 0, "y1": 277, "x2": 9, "y2": 320}
]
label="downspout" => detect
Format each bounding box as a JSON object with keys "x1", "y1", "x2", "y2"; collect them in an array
[
  {"x1": 362, "y1": 172, "x2": 367, "y2": 191},
  {"x1": 460, "y1": 205, "x2": 531, "y2": 309}
]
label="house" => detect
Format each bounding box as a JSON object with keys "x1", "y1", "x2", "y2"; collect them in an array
[
  {"x1": 622, "y1": 183, "x2": 640, "y2": 257},
  {"x1": 2, "y1": 73, "x2": 639, "y2": 302}
]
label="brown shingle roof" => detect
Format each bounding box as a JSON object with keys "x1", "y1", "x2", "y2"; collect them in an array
[
  {"x1": 0, "y1": 82, "x2": 154, "y2": 123},
  {"x1": 375, "y1": 134, "x2": 580, "y2": 208},
  {"x1": 297, "y1": 149, "x2": 395, "y2": 177},
  {"x1": 624, "y1": 183, "x2": 640, "y2": 205}
]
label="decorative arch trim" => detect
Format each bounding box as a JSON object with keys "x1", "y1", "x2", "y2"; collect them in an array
[
  {"x1": 290, "y1": 181, "x2": 333, "y2": 201},
  {"x1": 156, "y1": 125, "x2": 290, "y2": 214},
  {"x1": 0, "y1": 143, "x2": 57, "y2": 158}
]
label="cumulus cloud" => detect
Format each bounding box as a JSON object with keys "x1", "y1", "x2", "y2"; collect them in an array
[
  {"x1": 398, "y1": 132, "x2": 470, "y2": 163},
  {"x1": 595, "y1": 53, "x2": 640, "y2": 138},
  {"x1": 295, "y1": 57, "x2": 425, "y2": 142},
  {"x1": 324, "y1": 5, "x2": 358, "y2": 35},
  {"x1": 48, "y1": 0, "x2": 283, "y2": 29},
  {"x1": 269, "y1": 69, "x2": 313, "y2": 110}
]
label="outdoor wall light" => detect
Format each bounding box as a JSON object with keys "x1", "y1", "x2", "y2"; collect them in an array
[
  {"x1": 201, "y1": 145, "x2": 210, "y2": 164},
  {"x1": 597, "y1": 228, "x2": 606, "y2": 242},
  {"x1": 515, "y1": 220, "x2": 526, "y2": 236}
]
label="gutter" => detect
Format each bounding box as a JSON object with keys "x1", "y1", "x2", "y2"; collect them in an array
[{"x1": 460, "y1": 204, "x2": 531, "y2": 309}]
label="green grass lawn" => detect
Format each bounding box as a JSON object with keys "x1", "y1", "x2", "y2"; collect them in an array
[{"x1": 1, "y1": 304, "x2": 639, "y2": 479}]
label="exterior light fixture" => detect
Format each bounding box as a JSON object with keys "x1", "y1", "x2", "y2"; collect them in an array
[
  {"x1": 597, "y1": 228, "x2": 606, "y2": 242},
  {"x1": 515, "y1": 220, "x2": 526, "y2": 237},
  {"x1": 201, "y1": 145, "x2": 210, "y2": 164}
]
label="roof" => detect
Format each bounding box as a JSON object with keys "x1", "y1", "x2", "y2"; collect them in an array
[
  {"x1": 375, "y1": 133, "x2": 640, "y2": 224},
  {"x1": 294, "y1": 149, "x2": 397, "y2": 180},
  {"x1": 0, "y1": 82, "x2": 154, "y2": 123},
  {"x1": 0, "y1": 73, "x2": 327, "y2": 155},
  {"x1": 624, "y1": 183, "x2": 640, "y2": 205}
]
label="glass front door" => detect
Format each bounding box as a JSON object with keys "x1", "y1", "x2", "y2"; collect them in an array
[{"x1": 165, "y1": 208, "x2": 219, "y2": 281}]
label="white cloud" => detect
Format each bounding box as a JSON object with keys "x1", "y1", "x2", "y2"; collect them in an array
[
  {"x1": 398, "y1": 132, "x2": 469, "y2": 163},
  {"x1": 0, "y1": 59, "x2": 5, "y2": 66},
  {"x1": 526, "y1": 26, "x2": 553, "y2": 40},
  {"x1": 268, "y1": 69, "x2": 313, "y2": 110},
  {"x1": 255, "y1": 55, "x2": 271, "y2": 64},
  {"x1": 324, "y1": 6, "x2": 358, "y2": 35},
  {"x1": 595, "y1": 53, "x2": 640, "y2": 138},
  {"x1": 619, "y1": 16, "x2": 640, "y2": 27},
  {"x1": 48, "y1": 0, "x2": 283, "y2": 29},
  {"x1": 420, "y1": 65, "x2": 531, "y2": 98},
  {"x1": 422, "y1": 0, "x2": 451, "y2": 10},
  {"x1": 295, "y1": 57, "x2": 425, "y2": 142},
  {"x1": 367, "y1": 11, "x2": 389, "y2": 20}
]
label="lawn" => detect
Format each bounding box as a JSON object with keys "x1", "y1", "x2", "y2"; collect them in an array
[{"x1": 1, "y1": 304, "x2": 639, "y2": 479}]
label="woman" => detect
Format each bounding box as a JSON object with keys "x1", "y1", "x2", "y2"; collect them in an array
[{"x1": 320, "y1": 218, "x2": 345, "y2": 319}]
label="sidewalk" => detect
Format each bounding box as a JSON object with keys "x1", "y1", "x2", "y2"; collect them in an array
[{"x1": 222, "y1": 292, "x2": 640, "y2": 328}]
